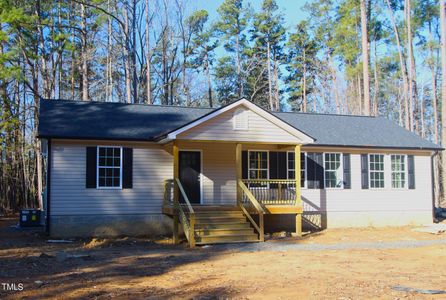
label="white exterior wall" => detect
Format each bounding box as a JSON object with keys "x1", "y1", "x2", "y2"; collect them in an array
[
  {"x1": 49, "y1": 139, "x2": 434, "y2": 232},
  {"x1": 50, "y1": 140, "x2": 173, "y2": 216},
  {"x1": 301, "y1": 153, "x2": 433, "y2": 228}
]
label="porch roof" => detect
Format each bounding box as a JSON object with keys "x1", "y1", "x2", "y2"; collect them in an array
[{"x1": 38, "y1": 99, "x2": 442, "y2": 150}]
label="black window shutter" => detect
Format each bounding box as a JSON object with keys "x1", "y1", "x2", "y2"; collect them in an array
[
  {"x1": 122, "y1": 148, "x2": 133, "y2": 189},
  {"x1": 269, "y1": 152, "x2": 278, "y2": 179},
  {"x1": 86, "y1": 147, "x2": 97, "y2": 188},
  {"x1": 314, "y1": 153, "x2": 324, "y2": 189},
  {"x1": 408, "y1": 155, "x2": 415, "y2": 189},
  {"x1": 307, "y1": 153, "x2": 324, "y2": 189},
  {"x1": 307, "y1": 153, "x2": 315, "y2": 189},
  {"x1": 361, "y1": 154, "x2": 369, "y2": 189},
  {"x1": 242, "y1": 151, "x2": 248, "y2": 179},
  {"x1": 343, "y1": 154, "x2": 351, "y2": 189},
  {"x1": 278, "y1": 152, "x2": 287, "y2": 179},
  {"x1": 269, "y1": 152, "x2": 278, "y2": 188}
]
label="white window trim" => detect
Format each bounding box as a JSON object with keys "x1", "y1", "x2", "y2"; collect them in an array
[
  {"x1": 323, "y1": 152, "x2": 344, "y2": 189},
  {"x1": 368, "y1": 153, "x2": 385, "y2": 189},
  {"x1": 96, "y1": 146, "x2": 123, "y2": 190},
  {"x1": 233, "y1": 108, "x2": 249, "y2": 130},
  {"x1": 247, "y1": 150, "x2": 269, "y2": 188},
  {"x1": 287, "y1": 151, "x2": 307, "y2": 189},
  {"x1": 390, "y1": 154, "x2": 408, "y2": 190}
]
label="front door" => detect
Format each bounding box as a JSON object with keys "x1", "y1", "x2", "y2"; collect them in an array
[{"x1": 179, "y1": 151, "x2": 201, "y2": 204}]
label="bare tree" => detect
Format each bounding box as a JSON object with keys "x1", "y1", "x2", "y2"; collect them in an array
[{"x1": 360, "y1": 0, "x2": 370, "y2": 116}]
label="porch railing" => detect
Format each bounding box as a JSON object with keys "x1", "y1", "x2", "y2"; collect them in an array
[
  {"x1": 241, "y1": 179, "x2": 297, "y2": 205},
  {"x1": 238, "y1": 180, "x2": 265, "y2": 242},
  {"x1": 174, "y1": 178, "x2": 196, "y2": 247}
]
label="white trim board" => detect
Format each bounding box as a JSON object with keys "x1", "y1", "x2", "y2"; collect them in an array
[{"x1": 158, "y1": 98, "x2": 315, "y2": 144}]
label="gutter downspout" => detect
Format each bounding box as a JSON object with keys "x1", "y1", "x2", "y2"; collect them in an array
[
  {"x1": 431, "y1": 150, "x2": 439, "y2": 222},
  {"x1": 46, "y1": 139, "x2": 52, "y2": 235}
]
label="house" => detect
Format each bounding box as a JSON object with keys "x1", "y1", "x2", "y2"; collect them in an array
[{"x1": 38, "y1": 98, "x2": 442, "y2": 246}]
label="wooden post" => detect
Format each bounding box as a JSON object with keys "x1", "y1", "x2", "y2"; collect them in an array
[
  {"x1": 236, "y1": 143, "x2": 242, "y2": 204},
  {"x1": 189, "y1": 214, "x2": 196, "y2": 247},
  {"x1": 294, "y1": 144, "x2": 302, "y2": 237},
  {"x1": 173, "y1": 142, "x2": 179, "y2": 244}
]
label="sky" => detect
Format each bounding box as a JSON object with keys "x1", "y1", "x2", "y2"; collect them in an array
[{"x1": 193, "y1": 0, "x2": 309, "y2": 30}]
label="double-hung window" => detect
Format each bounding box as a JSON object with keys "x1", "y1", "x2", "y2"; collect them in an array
[
  {"x1": 248, "y1": 151, "x2": 268, "y2": 187},
  {"x1": 391, "y1": 154, "x2": 406, "y2": 188},
  {"x1": 97, "y1": 146, "x2": 122, "y2": 188},
  {"x1": 324, "y1": 153, "x2": 343, "y2": 188},
  {"x1": 369, "y1": 154, "x2": 385, "y2": 188},
  {"x1": 287, "y1": 152, "x2": 306, "y2": 188}
]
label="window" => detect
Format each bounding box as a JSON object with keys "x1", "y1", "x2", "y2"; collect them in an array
[
  {"x1": 391, "y1": 154, "x2": 406, "y2": 188},
  {"x1": 248, "y1": 151, "x2": 268, "y2": 187},
  {"x1": 233, "y1": 108, "x2": 248, "y2": 130},
  {"x1": 369, "y1": 154, "x2": 385, "y2": 188},
  {"x1": 97, "y1": 146, "x2": 122, "y2": 188},
  {"x1": 324, "y1": 153, "x2": 343, "y2": 188},
  {"x1": 287, "y1": 152, "x2": 306, "y2": 188}
]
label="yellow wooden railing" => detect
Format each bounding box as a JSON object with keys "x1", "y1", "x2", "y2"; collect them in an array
[
  {"x1": 242, "y1": 179, "x2": 298, "y2": 205},
  {"x1": 238, "y1": 180, "x2": 265, "y2": 242},
  {"x1": 174, "y1": 178, "x2": 196, "y2": 247}
]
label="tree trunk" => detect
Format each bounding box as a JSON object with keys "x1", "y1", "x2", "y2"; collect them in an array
[
  {"x1": 80, "y1": 2, "x2": 89, "y2": 101},
  {"x1": 131, "y1": 0, "x2": 137, "y2": 103},
  {"x1": 266, "y1": 40, "x2": 274, "y2": 110},
  {"x1": 360, "y1": 0, "x2": 370, "y2": 116},
  {"x1": 123, "y1": 5, "x2": 132, "y2": 103},
  {"x1": 303, "y1": 49, "x2": 307, "y2": 113},
  {"x1": 385, "y1": 0, "x2": 410, "y2": 130},
  {"x1": 145, "y1": 0, "x2": 152, "y2": 104},
  {"x1": 205, "y1": 51, "x2": 213, "y2": 108},
  {"x1": 440, "y1": 0, "x2": 446, "y2": 205}
]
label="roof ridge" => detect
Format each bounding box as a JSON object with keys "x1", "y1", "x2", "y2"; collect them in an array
[
  {"x1": 45, "y1": 99, "x2": 378, "y2": 118},
  {"x1": 274, "y1": 110, "x2": 377, "y2": 118},
  {"x1": 43, "y1": 98, "x2": 215, "y2": 110}
]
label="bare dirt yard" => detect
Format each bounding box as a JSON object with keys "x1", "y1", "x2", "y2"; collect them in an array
[{"x1": 1, "y1": 217, "x2": 446, "y2": 299}]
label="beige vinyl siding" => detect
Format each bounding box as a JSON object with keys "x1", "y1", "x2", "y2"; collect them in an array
[
  {"x1": 178, "y1": 141, "x2": 236, "y2": 205},
  {"x1": 51, "y1": 141, "x2": 173, "y2": 215},
  {"x1": 178, "y1": 106, "x2": 303, "y2": 143},
  {"x1": 301, "y1": 153, "x2": 433, "y2": 227}
]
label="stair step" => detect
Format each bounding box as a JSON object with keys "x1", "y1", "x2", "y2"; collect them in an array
[
  {"x1": 192, "y1": 206, "x2": 240, "y2": 212},
  {"x1": 195, "y1": 217, "x2": 247, "y2": 224},
  {"x1": 195, "y1": 233, "x2": 259, "y2": 244},
  {"x1": 195, "y1": 211, "x2": 245, "y2": 217},
  {"x1": 194, "y1": 222, "x2": 252, "y2": 229},
  {"x1": 195, "y1": 228, "x2": 254, "y2": 237}
]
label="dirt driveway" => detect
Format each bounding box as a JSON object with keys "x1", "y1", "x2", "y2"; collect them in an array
[{"x1": 1, "y1": 217, "x2": 446, "y2": 299}]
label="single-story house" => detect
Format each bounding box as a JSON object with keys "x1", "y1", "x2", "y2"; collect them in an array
[{"x1": 38, "y1": 98, "x2": 442, "y2": 246}]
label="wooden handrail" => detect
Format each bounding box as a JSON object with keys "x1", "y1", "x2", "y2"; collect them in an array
[
  {"x1": 175, "y1": 178, "x2": 195, "y2": 214},
  {"x1": 238, "y1": 180, "x2": 265, "y2": 213},
  {"x1": 238, "y1": 180, "x2": 264, "y2": 241},
  {"x1": 174, "y1": 178, "x2": 195, "y2": 247}
]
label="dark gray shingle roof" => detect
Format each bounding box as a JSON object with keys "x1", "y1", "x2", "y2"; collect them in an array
[{"x1": 38, "y1": 99, "x2": 441, "y2": 150}]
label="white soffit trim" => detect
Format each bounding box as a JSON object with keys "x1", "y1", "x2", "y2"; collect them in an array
[{"x1": 159, "y1": 98, "x2": 315, "y2": 144}]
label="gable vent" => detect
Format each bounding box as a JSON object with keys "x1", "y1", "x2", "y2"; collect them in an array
[{"x1": 233, "y1": 108, "x2": 248, "y2": 130}]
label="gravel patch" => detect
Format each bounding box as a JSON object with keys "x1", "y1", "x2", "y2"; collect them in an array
[{"x1": 211, "y1": 238, "x2": 446, "y2": 252}]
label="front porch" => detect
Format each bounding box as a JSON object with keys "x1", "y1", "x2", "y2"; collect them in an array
[{"x1": 162, "y1": 142, "x2": 304, "y2": 247}]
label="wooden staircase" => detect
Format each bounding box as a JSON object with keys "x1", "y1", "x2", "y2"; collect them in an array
[{"x1": 192, "y1": 207, "x2": 259, "y2": 245}]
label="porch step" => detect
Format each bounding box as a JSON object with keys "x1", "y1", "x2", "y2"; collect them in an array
[
  {"x1": 195, "y1": 222, "x2": 252, "y2": 229},
  {"x1": 178, "y1": 206, "x2": 261, "y2": 246},
  {"x1": 195, "y1": 228, "x2": 255, "y2": 237},
  {"x1": 194, "y1": 211, "x2": 245, "y2": 218},
  {"x1": 194, "y1": 216, "x2": 248, "y2": 224},
  {"x1": 195, "y1": 233, "x2": 259, "y2": 245}
]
